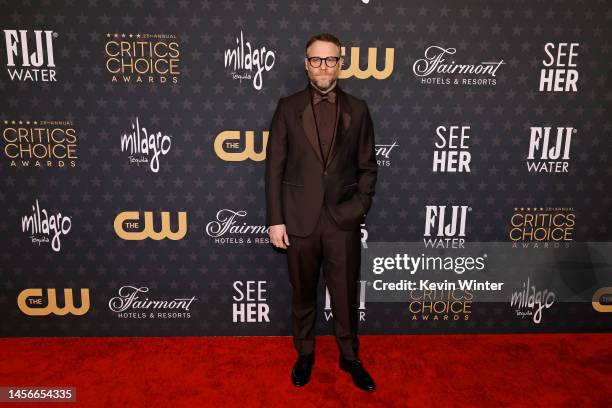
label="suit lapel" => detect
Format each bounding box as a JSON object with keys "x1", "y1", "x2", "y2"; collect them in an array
[
  {"x1": 327, "y1": 86, "x2": 351, "y2": 169},
  {"x1": 300, "y1": 94, "x2": 324, "y2": 165},
  {"x1": 298, "y1": 83, "x2": 352, "y2": 169}
]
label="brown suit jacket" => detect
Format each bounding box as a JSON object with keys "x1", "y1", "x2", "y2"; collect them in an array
[{"x1": 265, "y1": 83, "x2": 378, "y2": 237}]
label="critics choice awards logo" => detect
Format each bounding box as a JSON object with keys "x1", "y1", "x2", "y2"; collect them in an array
[
  {"x1": 3, "y1": 29, "x2": 58, "y2": 81},
  {"x1": 2, "y1": 119, "x2": 78, "y2": 168},
  {"x1": 104, "y1": 33, "x2": 180, "y2": 84},
  {"x1": 409, "y1": 289, "x2": 473, "y2": 321},
  {"x1": 509, "y1": 207, "x2": 575, "y2": 248}
]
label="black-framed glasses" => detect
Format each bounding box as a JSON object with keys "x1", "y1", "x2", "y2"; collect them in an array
[{"x1": 307, "y1": 56, "x2": 342, "y2": 68}]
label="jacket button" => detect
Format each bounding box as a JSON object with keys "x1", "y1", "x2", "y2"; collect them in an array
[{"x1": 323, "y1": 171, "x2": 328, "y2": 175}]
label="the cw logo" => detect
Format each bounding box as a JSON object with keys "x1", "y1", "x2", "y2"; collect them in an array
[
  {"x1": 593, "y1": 287, "x2": 612, "y2": 313},
  {"x1": 339, "y1": 46, "x2": 394, "y2": 80},
  {"x1": 214, "y1": 130, "x2": 268, "y2": 162},
  {"x1": 18, "y1": 288, "x2": 90, "y2": 316},
  {"x1": 114, "y1": 211, "x2": 188, "y2": 240}
]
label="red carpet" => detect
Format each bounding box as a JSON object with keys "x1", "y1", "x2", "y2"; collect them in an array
[{"x1": 1, "y1": 334, "x2": 610, "y2": 407}]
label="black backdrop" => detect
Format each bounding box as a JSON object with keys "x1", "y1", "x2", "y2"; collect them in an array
[{"x1": 1, "y1": 0, "x2": 611, "y2": 337}]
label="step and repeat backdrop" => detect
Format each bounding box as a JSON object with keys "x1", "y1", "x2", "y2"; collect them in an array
[{"x1": 1, "y1": 0, "x2": 611, "y2": 337}]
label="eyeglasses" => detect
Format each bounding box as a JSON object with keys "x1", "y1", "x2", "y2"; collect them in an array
[{"x1": 306, "y1": 56, "x2": 342, "y2": 68}]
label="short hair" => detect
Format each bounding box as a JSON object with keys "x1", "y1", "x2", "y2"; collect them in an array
[{"x1": 305, "y1": 33, "x2": 342, "y2": 56}]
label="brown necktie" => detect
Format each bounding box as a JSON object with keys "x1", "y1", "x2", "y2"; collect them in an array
[{"x1": 313, "y1": 89, "x2": 336, "y2": 105}]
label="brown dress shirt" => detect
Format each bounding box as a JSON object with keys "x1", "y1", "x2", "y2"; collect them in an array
[{"x1": 309, "y1": 82, "x2": 337, "y2": 164}]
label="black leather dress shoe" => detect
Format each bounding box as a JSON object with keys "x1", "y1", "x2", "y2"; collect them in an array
[
  {"x1": 291, "y1": 353, "x2": 314, "y2": 387},
  {"x1": 339, "y1": 357, "x2": 376, "y2": 391}
]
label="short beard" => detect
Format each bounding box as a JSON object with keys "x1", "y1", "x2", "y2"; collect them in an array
[{"x1": 310, "y1": 77, "x2": 337, "y2": 94}]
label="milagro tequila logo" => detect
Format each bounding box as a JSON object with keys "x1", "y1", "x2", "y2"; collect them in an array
[
  {"x1": 205, "y1": 209, "x2": 270, "y2": 244},
  {"x1": 413, "y1": 45, "x2": 505, "y2": 86},
  {"x1": 510, "y1": 277, "x2": 555, "y2": 324},
  {"x1": 224, "y1": 31, "x2": 275, "y2": 90},
  {"x1": 21, "y1": 199, "x2": 71, "y2": 252},
  {"x1": 120, "y1": 117, "x2": 171, "y2": 173},
  {"x1": 3, "y1": 29, "x2": 57, "y2": 81}
]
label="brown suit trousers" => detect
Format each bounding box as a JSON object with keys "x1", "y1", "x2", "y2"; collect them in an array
[{"x1": 287, "y1": 204, "x2": 361, "y2": 361}]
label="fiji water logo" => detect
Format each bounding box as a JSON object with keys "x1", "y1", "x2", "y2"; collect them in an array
[{"x1": 3, "y1": 29, "x2": 58, "y2": 81}]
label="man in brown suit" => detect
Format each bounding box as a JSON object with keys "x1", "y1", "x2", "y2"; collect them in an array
[{"x1": 265, "y1": 33, "x2": 377, "y2": 392}]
